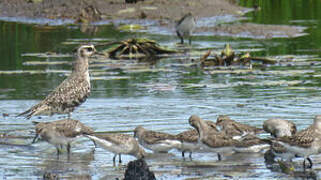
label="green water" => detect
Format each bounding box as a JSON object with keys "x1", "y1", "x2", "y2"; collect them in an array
[{"x1": 1, "y1": 1, "x2": 321, "y2": 179}]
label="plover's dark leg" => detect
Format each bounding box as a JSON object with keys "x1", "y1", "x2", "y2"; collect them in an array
[
  {"x1": 56, "y1": 146, "x2": 61, "y2": 159},
  {"x1": 119, "y1": 154, "x2": 122, "y2": 164},
  {"x1": 176, "y1": 31, "x2": 184, "y2": 44},
  {"x1": 217, "y1": 153, "x2": 222, "y2": 161},
  {"x1": 182, "y1": 151, "x2": 185, "y2": 158},
  {"x1": 188, "y1": 36, "x2": 192, "y2": 45},
  {"x1": 67, "y1": 143, "x2": 71, "y2": 155}
]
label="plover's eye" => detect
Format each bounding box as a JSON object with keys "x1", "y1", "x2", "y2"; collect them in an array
[{"x1": 87, "y1": 47, "x2": 93, "y2": 52}]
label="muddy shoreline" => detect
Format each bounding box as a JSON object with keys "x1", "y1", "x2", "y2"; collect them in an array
[{"x1": 0, "y1": 0, "x2": 306, "y2": 39}]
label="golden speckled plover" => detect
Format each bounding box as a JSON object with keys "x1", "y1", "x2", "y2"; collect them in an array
[{"x1": 18, "y1": 44, "x2": 96, "y2": 119}]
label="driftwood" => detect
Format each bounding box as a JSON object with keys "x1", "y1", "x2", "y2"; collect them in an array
[
  {"x1": 200, "y1": 44, "x2": 277, "y2": 67},
  {"x1": 101, "y1": 38, "x2": 177, "y2": 59}
]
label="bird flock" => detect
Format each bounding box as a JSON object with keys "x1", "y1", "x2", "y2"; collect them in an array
[{"x1": 13, "y1": 13, "x2": 321, "y2": 179}]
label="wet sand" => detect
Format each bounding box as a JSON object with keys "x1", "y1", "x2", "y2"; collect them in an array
[{"x1": 0, "y1": 0, "x2": 306, "y2": 39}]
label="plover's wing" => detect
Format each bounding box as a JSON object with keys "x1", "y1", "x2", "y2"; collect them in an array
[{"x1": 19, "y1": 75, "x2": 89, "y2": 119}]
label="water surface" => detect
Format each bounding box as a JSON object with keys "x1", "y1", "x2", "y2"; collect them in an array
[{"x1": 1, "y1": 0, "x2": 321, "y2": 179}]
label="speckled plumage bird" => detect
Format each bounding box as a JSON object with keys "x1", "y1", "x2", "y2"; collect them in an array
[
  {"x1": 216, "y1": 115, "x2": 264, "y2": 137},
  {"x1": 18, "y1": 44, "x2": 96, "y2": 119},
  {"x1": 273, "y1": 115, "x2": 321, "y2": 169},
  {"x1": 86, "y1": 133, "x2": 145, "y2": 166},
  {"x1": 175, "y1": 12, "x2": 196, "y2": 45},
  {"x1": 134, "y1": 126, "x2": 181, "y2": 153},
  {"x1": 175, "y1": 120, "x2": 218, "y2": 159},
  {"x1": 32, "y1": 119, "x2": 95, "y2": 157},
  {"x1": 263, "y1": 118, "x2": 297, "y2": 138}
]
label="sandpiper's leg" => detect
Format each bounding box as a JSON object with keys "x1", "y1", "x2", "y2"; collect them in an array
[
  {"x1": 119, "y1": 154, "x2": 122, "y2": 164},
  {"x1": 217, "y1": 153, "x2": 222, "y2": 161},
  {"x1": 189, "y1": 152, "x2": 192, "y2": 160},
  {"x1": 188, "y1": 37, "x2": 192, "y2": 45},
  {"x1": 113, "y1": 154, "x2": 117, "y2": 166},
  {"x1": 182, "y1": 151, "x2": 185, "y2": 158},
  {"x1": 307, "y1": 157, "x2": 313, "y2": 168},
  {"x1": 32, "y1": 134, "x2": 39, "y2": 143},
  {"x1": 176, "y1": 31, "x2": 184, "y2": 44},
  {"x1": 56, "y1": 146, "x2": 61, "y2": 159}
]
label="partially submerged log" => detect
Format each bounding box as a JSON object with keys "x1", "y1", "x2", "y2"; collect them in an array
[{"x1": 200, "y1": 44, "x2": 277, "y2": 68}]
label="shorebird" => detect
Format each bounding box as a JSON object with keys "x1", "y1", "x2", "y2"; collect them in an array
[
  {"x1": 263, "y1": 118, "x2": 297, "y2": 163},
  {"x1": 32, "y1": 119, "x2": 95, "y2": 158},
  {"x1": 189, "y1": 115, "x2": 237, "y2": 160},
  {"x1": 216, "y1": 115, "x2": 264, "y2": 138},
  {"x1": 233, "y1": 134, "x2": 270, "y2": 153},
  {"x1": 273, "y1": 115, "x2": 321, "y2": 169},
  {"x1": 18, "y1": 44, "x2": 96, "y2": 119},
  {"x1": 175, "y1": 12, "x2": 196, "y2": 45},
  {"x1": 175, "y1": 120, "x2": 218, "y2": 159},
  {"x1": 133, "y1": 126, "x2": 181, "y2": 153},
  {"x1": 86, "y1": 133, "x2": 145, "y2": 165},
  {"x1": 263, "y1": 118, "x2": 297, "y2": 138}
]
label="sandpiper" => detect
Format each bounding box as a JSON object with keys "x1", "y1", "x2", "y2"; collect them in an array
[
  {"x1": 189, "y1": 115, "x2": 237, "y2": 160},
  {"x1": 175, "y1": 120, "x2": 219, "y2": 159},
  {"x1": 233, "y1": 134, "x2": 270, "y2": 153},
  {"x1": 133, "y1": 126, "x2": 181, "y2": 153},
  {"x1": 18, "y1": 44, "x2": 96, "y2": 119},
  {"x1": 86, "y1": 133, "x2": 145, "y2": 165},
  {"x1": 263, "y1": 118, "x2": 297, "y2": 138},
  {"x1": 32, "y1": 119, "x2": 94, "y2": 157},
  {"x1": 175, "y1": 12, "x2": 196, "y2": 45},
  {"x1": 274, "y1": 115, "x2": 321, "y2": 169},
  {"x1": 216, "y1": 115, "x2": 264, "y2": 137}
]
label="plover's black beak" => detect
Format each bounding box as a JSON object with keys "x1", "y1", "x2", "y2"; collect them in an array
[{"x1": 32, "y1": 134, "x2": 39, "y2": 144}]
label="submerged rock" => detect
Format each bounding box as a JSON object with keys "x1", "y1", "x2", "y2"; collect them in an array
[{"x1": 124, "y1": 159, "x2": 156, "y2": 180}]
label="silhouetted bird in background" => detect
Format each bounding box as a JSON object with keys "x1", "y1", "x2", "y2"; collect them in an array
[{"x1": 175, "y1": 12, "x2": 196, "y2": 45}]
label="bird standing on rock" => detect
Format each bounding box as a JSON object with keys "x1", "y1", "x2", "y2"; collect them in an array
[
  {"x1": 175, "y1": 12, "x2": 196, "y2": 45},
  {"x1": 18, "y1": 44, "x2": 96, "y2": 119}
]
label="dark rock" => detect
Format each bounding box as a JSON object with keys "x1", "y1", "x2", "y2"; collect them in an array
[{"x1": 124, "y1": 159, "x2": 156, "y2": 180}]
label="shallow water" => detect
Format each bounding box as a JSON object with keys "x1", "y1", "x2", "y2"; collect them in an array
[{"x1": 1, "y1": 0, "x2": 321, "y2": 179}]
